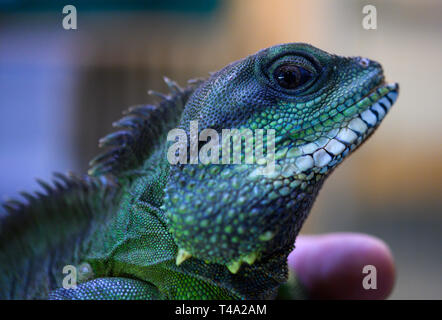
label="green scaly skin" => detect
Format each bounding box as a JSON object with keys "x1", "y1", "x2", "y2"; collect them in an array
[{"x1": 0, "y1": 43, "x2": 399, "y2": 299}]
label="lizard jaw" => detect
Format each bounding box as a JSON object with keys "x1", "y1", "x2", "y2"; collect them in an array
[
  {"x1": 311, "y1": 82, "x2": 399, "y2": 171},
  {"x1": 271, "y1": 82, "x2": 399, "y2": 177}
]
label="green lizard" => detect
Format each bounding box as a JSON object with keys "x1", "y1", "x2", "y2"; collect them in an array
[{"x1": 0, "y1": 43, "x2": 398, "y2": 299}]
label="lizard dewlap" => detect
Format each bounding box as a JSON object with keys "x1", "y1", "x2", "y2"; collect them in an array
[{"x1": 0, "y1": 43, "x2": 398, "y2": 300}]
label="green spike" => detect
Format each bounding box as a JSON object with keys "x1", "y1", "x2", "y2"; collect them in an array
[
  {"x1": 242, "y1": 252, "x2": 257, "y2": 265},
  {"x1": 176, "y1": 248, "x2": 192, "y2": 266},
  {"x1": 258, "y1": 231, "x2": 274, "y2": 241},
  {"x1": 227, "y1": 260, "x2": 242, "y2": 274}
]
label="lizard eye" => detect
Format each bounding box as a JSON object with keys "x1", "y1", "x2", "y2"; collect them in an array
[{"x1": 273, "y1": 64, "x2": 313, "y2": 90}]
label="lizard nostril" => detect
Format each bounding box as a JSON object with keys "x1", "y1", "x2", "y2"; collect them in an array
[{"x1": 358, "y1": 57, "x2": 370, "y2": 68}]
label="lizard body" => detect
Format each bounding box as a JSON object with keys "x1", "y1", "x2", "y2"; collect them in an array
[{"x1": 0, "y1": 43, "x2": 399, "y2": 299}]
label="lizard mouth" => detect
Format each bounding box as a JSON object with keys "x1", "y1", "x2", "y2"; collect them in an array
[
  {"x1": 313, "y1": 82, "x2": 399, "y2": 170},
  {"x1": 276, "y1": 82, "x2": 399, "y2": 175}
]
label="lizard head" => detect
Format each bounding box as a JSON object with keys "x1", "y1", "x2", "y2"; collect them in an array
[{"x1": 164, "y1": 43, "x2": 399, "y2": 274}]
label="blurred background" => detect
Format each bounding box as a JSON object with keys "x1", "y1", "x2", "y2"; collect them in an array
[{"x1": 0, "y1": 0, "x2": 441, "y2": 299}]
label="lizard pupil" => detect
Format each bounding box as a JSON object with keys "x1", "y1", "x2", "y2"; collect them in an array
[{"x1": 274, "y1": 64, "x2": 312, "y2": 90}]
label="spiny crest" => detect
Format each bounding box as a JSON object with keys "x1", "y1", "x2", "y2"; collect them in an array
[
  {"x1": 0, "y1": 172, "x2": 121, "y2": 299},
  {"x1": 0, "y1": 172, "x2": 119, "y2": 259},
  {"x1": 1, "y1": 172, "x2": 118, "y2": 216},
  {"x1": 88, "y1": 77, "x2": 203, "y2": 178}
]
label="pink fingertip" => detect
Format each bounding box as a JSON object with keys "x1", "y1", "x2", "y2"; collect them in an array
[{"x1": 288, "y1": 232, "x2": 395, "y2": 300}]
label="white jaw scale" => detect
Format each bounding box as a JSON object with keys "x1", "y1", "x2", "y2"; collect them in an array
[{"x1": 270, "y1": 85, "x2": 399, "y2": 177}]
